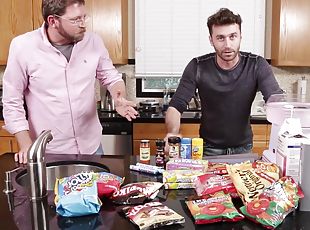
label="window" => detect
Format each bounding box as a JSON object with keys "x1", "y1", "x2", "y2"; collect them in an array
[{"x1": 135, "y1": 0, "x2": 266, "y2": 96}]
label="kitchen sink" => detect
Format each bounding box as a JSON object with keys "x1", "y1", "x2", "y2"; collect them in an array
[{"x1": 15, "y1": 161, "x2": 110, "y2": 191}]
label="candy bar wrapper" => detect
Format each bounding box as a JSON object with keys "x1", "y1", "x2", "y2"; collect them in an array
[
  {"x1": 111, "y1": 181, "x2": 163, "y2": 205},
  {"x1": 240, "y1": 176, "x2": 304, "y2": 229},
  {"x1": 166, "y1": 159, "x2": 208, "y2": 171},
  {"x1": 54, "y1": 172, "x2": 102, "y2": 217},
  {"x1": 164, "y1": 182, "x2": 195, "y2": 189},
  {"x1": 186, "y1": 191, "x2": 244, "y2": 224},
  {"x1": 162, "y1": 170, "x2": 205, "y2": 183},
  {"x1": 123, "y1": 201, "x2": 185, "y2": 230}
]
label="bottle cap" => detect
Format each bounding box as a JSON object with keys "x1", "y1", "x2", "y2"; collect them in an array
[
  {"x1": 168, "y1": 136, "x2": 181, "y2": 144},
  {"x1": 181, "y1": 137, "x2": 191, "y2": 144},
  {"x1": 155, "y1": 139, "x2": 165, "y2": 146}
]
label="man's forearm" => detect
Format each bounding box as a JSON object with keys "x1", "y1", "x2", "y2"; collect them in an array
[
  {"x1": 15, "y1": 130, "x2": 32, "y2": 150},
  {"x1": 165, "y1": 107, "x2": 181, "y2": 134},
  {"x1": 108, "y1": 80, "x2": 126, "y2": 99}
]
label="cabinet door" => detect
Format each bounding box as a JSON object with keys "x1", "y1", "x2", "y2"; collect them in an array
[
  {"x1": 86, "y1": 0, "x2": 128, "y2": 64},
  {"x1": 271, "y1": 0, "x2": 310, "y2": 66},
  {"x1": 0, "y1": 137, "x2": 12, "y2": 155},
  {"x1": 0, "y1": 0, "x2": 33, "y2": 64},
  {"x1": 32, "y1": 0, "x2": 43, "y2": 29}
]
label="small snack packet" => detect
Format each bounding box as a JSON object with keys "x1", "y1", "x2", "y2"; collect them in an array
[
  {"x1": 94, "y1": 172, "x2": 124, "y2": 198},
  {"x1": 54, "y1": 172, "x2": 102, "y2": 217},
  {"x1": 186, "y1": 191, "x2": 244, "y2": 224},
  {"x1": 206, "y1": 162, "x2": 228, "y2": 175},
  {"x1": 240, "y1": 176, "x2": 304, "y2": 229},
  {"x1": 164, "y1": 182, "x2": 195, "y2": 190},
  {"x1": 194, "y1": 174, "x2": 238, "y2": 197},
  {"x1": 111, "y1": 181, "x2": 163, "y2": 205},
  {"x1": 165, "y1": 158, "x2": 208, "y2": 171},
  {"x1": 226, "y1": 161, "x2": 280, "y2": 204},
  {"x1": 162, "y1": 170, "x2": 205, "y2": 183},
  {"x1": 122, "y1": 201, "x2": 185, "y2": 230}
]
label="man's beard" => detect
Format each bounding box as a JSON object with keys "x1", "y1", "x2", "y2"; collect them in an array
[{"x1": 57, "y1": 23, "x2": 85, "y2": 43}]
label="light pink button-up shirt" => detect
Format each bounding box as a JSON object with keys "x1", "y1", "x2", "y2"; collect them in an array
[{"x1": 2, "y1": 24, "x2": 122, "y2": 154}]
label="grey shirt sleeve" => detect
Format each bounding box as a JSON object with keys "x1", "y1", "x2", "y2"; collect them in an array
[{"x1": 169, "y1": 58, "x2": 198, "y2": 113}]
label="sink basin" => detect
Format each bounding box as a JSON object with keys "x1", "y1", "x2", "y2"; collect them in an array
[{"x1": 15, "y1": 161, "x2": 110, "y2": 191}]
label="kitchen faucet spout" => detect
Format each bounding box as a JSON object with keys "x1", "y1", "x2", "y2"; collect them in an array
[{"x1": 27, "y1": 130, "x2": 53, "y2": 200}]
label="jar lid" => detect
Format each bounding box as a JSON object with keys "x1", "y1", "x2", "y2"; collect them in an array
[
  {"x1": 155, "y1": 139, "x2": 165, "y2": 146},
  {"x1": 141, "y1": 139, "x2": 150, "y2": 143},
  {"x1": 168, "y1": 136, "x2": 181, "y2": 144}
]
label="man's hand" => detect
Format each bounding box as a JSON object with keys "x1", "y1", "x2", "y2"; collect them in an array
[
  {"x1": 164, "y1": 133, "x2": 182, "y2": 153},
  {"x1": 114, "y1": 91, "x2": 138, "y2": 121},
  {"x1": 14, "y1": 130, "x2": 33, "y2": 164}
]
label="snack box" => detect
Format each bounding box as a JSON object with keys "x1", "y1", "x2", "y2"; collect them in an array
[
  {"x1": 166, "y1": 158, "x2": 208, "y2": 171},
  {"x1": 162, "y1": 170, "x2": 205, "y2": 183}
]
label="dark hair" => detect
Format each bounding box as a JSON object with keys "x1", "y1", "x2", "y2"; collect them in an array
[
  {"x1": 42, "y1": 0, "x2": 85, "y2": 24},
  {"x1": 207, "y1": 8, "x2": 242, "y2": 35}
]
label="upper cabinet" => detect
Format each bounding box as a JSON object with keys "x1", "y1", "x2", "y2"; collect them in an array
[
  {"x1": 0, "y1": 0, "x2": 128, "y2": 65},
  {"x1": 86, "y1": 0, "x2": 128, "y2": 64},
  {"x1": 0, "y1": 1, "x2": 34, "y2": 65},
  {"x1": 271, "y1": 0, "x2": 310, "y2": 66}
]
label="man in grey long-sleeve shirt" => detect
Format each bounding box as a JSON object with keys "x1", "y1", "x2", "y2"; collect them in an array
[{"x1": 165, "y1": 8, "x2": 283, "y2": 155}]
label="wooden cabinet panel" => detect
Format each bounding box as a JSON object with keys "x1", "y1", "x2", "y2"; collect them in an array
[
  {"x1": 0, "y1": 0, "x2": 33, "y2": 64},
  {"x1": 251, "y1": 124, "x2": 268, "y2": 141},
  {"x1": 86, "y1": 0, "x2": 128, "y2": 64},
  {"x1": 0, "y1": 121, "x2": 19, "y2": 154},
  {"x1": 271, "y1": 0, "x2": 310, "y2": 66}
]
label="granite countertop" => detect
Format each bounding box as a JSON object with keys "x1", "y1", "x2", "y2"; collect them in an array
[
  {"x1": 98, "y1": 110, "x2": 269, "y2": 124},
  {"x1": 0, "y1": 153, "x2": 309, "y2": 230}
]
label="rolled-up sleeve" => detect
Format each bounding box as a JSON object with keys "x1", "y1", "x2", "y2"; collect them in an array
[
  {"x1": 94, "y1": 34, "x2": 123, "y2": 90},
  {"x1": 2, "y1": 37, "x2": 29, "y2": 134}
]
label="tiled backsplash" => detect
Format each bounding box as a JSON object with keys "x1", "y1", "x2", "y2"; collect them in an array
[{"x1": 1, "y1": 64, "x2": 310, "y2": 105}]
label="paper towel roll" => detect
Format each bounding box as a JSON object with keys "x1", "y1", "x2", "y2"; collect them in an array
[{"x1": 299, "y1": 144, "x2": 310, "y2": 211}]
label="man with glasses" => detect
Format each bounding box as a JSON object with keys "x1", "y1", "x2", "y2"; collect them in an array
[{"x1": 2, "y1": 0, "x2": 137, "y2": 163}]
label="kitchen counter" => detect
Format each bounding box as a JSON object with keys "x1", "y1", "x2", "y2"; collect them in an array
[
  {"x1": 98, "y1": 110, "x2": 270, "y2": 124},
  {"x1": 0, "y1": 153, "x2": 309, "y2": 230}
]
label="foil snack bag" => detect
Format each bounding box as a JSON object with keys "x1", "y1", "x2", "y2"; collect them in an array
[{"x1": 54, "y1": 172, "x2": 102, "y2": 217}]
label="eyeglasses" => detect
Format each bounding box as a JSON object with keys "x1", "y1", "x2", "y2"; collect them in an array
[{"x1": 54, "y1": 14, "x2": 90, "y2": 26}]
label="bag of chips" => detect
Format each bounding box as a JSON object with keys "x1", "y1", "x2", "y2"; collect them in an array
[
  {"x1": 226, "y1": 161, "x2": 280, "y2": 204},
  {"x1": 122, "y1": 201, "x2": 185, "y2": 230},
  {"x1": 194, "y1": 174, "x2": 238, "y2": 197},
  {"x1": 240, "y1": 176, "x2": 304, "y2": 229},
  {"x1": 54, "y1": 172, "x2": 102, "y2": 217},
  {"x1": 186, "y1": 191, "x2": 244, "y2": 224},
  {"x1": 94, "y1": 172, "x2": 124, "y2": 198},
  {"x1": 111, "y1": 181, "x2": 163, "y2": 205},
  {"x1": 206, "y1": 162, "x2": 228, "y2": 175}
]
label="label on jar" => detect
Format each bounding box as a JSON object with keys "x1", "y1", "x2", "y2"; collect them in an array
[
  {"x1": 169, "y1": 145, "x2": 180, "y2": 159},
  {"x1": 140, "y1": 147, "x2": 150, "y2": 161}
]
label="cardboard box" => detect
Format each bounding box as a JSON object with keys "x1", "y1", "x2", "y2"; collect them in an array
[{"x1": 276, "y1": 131, "x2": 310, "y2": 183}]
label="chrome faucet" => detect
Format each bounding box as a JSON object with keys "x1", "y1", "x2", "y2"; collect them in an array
[
  {"x1": 193, "y1": 90, "x2": 201, "y2": 110},
  {"x1": 27, "y1": 130, "x2": 53, "y2": 200}
]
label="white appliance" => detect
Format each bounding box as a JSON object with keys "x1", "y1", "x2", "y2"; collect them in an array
[{"x1": 263, "y1": 94, "x2": 310, "y2": 162}]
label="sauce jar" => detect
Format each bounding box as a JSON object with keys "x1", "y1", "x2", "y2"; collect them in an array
[
  {"x1": 140, "y1": 139, "x2": 150, "y2": 164},
  {"x1": 168, "y1": 136, "x2": 181, "y2": 159},
  {"x1": 155, "y1": 139, "x2": 166, "y2": 167}
]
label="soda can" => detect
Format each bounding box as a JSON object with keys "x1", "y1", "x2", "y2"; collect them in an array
[
  {"x1": 180, "y1": 138, "x2": 192, "y2": 159},
  {"x1": 192, "y1": 138, "x2": 203, "y2": 159}
]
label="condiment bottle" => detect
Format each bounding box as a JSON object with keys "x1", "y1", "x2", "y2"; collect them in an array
[
  {"x1": 140, "y1": 139, "x2": 150, "y2": 164},
  {"x1": 168, "y1": 136, "x2": 181, "y2": 159},
  {"x1": 155, "y1": 139, "x2": 166, "y2": 167},
  {"x1": 192, "y1": 138, "x2": 203, "y2": 159},
  {"x1": 180, "y1": 137, "x2": 192, "y2": 159}
]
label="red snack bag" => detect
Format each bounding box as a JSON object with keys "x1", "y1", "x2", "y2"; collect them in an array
[
  {"x1": 111, "y1": 181, "x2": 163, "y2": 205},
  {"x1": 122, "y1": 201, "x2": 185, "y2": 230},
  {"x1": 207, "y1": 162, "x2": 228, "y2": 175},
  {"x1": 194, "y1": 174, "x2": 238, "y2": 198},
  {"x1": 240, "y1": 176, "x2": 304, "y2": 229},
  {"x1": 94, "y1": 172, "x2": 124, "y2": 198},
  {"x1": 186, "y1": 191, "x2": 244, "y2": 224}
]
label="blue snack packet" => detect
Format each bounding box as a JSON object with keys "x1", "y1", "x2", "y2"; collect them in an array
[{"x1": 55, "y1": 172, "x2": 102, "y2": 217}]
